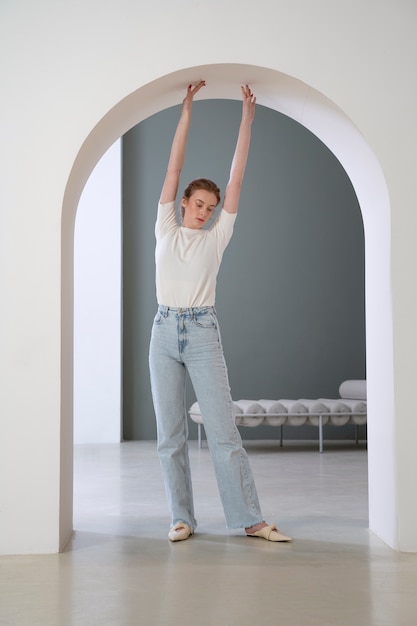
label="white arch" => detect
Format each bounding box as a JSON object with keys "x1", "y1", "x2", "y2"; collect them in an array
[{"x1": 62, "y1": 64, "x2": 394, "y2": 548}]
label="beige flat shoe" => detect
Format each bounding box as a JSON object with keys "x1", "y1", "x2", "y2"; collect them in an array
[
  {"x1": 246, "y1": 523, "x2": 292, "y2": 542},
  {"x1": 168, "y1": 522, "x2": 194, "y2": 542}
]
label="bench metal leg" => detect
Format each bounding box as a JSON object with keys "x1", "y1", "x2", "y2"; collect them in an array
[{"x1": 319, "y1": 415, "x2": 323, "y2": 453}]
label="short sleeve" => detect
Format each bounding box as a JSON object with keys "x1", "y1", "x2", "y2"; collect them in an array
[
  {"x1": 210, "y1": 209, "x2": 237, "y2": 249},
  {"x1": 155, "y1": 201, "x2": 178, "y2": 238}
]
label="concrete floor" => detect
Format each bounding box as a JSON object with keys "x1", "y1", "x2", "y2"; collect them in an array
[{"x1": 1, "y1": 440, "x2": 417, "y2": 626}]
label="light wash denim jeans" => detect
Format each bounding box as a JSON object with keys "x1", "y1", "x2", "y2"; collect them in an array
[{"x1": 149, "y1": 305, "x2": 263, "y2": 531}]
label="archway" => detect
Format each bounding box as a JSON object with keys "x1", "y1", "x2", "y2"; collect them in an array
[{"x1": 62, "y1": 64, "x2": 393, "y2": 550}]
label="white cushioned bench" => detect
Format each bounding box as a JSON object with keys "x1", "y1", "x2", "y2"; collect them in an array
[{"x1": 189, "y1": 380, "x2": 367, "y2": 453}]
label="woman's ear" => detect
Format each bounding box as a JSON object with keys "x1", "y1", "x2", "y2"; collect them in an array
[{"x1": 181, "y1": 197, "x2": 188, "y2": 219}]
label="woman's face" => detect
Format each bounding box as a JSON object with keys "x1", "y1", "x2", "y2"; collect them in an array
[{"x1": 182, "y1": 189, "x2": 218, "y2": 229}]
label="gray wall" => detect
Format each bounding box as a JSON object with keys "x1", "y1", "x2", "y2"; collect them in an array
[{"x1": 122, "y1": 100, "x2": 366, "y2": 441}]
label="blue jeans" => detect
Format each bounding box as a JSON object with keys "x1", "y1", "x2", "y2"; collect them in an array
[{"x1": 149, "y1": 305, "x2": 263, "y2": 530}]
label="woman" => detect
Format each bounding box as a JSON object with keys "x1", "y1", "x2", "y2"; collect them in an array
[{"x1": 149, "y1": 81, "x2": 291, "y2": 543}]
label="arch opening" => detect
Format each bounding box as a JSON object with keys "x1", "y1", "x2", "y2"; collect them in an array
[{"x1": 62, "y1": 64, "x2": 394, "y2": 550}]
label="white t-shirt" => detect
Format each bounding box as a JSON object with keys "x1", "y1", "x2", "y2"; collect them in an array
[{"x1": 155, "y1": 201, "x2": 237, "y2": 307}]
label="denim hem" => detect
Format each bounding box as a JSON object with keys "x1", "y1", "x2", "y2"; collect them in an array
[{"x1": 172, "y1": 518, "x2": 196, "y2": 531}]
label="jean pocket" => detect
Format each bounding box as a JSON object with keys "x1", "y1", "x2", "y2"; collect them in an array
[
  {"x1": 153, "y1": 311, "x2": 164, "y2": 325},
  {"x1": 192, "y1": 312, "x2": 217, "y2": 329}
]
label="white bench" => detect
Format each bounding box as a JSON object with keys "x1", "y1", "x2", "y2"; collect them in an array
[{"x1": 189, "y1": 380, "x2": 367, "y2": 453}]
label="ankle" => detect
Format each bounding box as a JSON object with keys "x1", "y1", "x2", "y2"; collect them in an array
[{"x1": 245, "y1": 521, "x2": 267, "y2": 534}]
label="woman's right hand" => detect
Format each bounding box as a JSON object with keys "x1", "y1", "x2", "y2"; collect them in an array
[{"x1": 182, "y1": 81, "x2": 206, "y2": 114}]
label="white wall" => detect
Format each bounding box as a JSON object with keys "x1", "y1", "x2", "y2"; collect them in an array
[
  {"x1": 74, "y1": 140, "x2": 121, "y2": 444},
  {"x1": 1, "y1": 0, "x2": 416, "y2": 554}
]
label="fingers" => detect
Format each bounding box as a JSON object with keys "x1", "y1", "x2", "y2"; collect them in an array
[
  {"x1": 187, "y1": 80, "x2": 206, "y2": 97},
  {"x1": 241, "y1": 84, "x2": 256, "y2": 103},
  {"x1": 183, "y1": 81, "x2": 256, "y2": 108},
  {"x1": 185, "y1": 81, "x2": 254, "y2": 102},
  {"x1": 182, "y1": 81, "x2": 205, "y2": 111}
]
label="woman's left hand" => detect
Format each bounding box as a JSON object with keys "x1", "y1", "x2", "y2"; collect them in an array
[{"x1": 241, "y1": 84, "x2": 256, "y2": 123}]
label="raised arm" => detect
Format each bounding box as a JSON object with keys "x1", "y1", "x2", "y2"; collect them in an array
[
  {"x1": 159, "y1": 81, "x2": 206, "y2": 204},
  {"x1": 222, "y1": 85, "x2": 256, "y2": 214}
]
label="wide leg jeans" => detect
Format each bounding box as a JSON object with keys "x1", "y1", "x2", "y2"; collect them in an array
[{"x1": 149, "y1": 306, "x2": 263, "y2": 530}]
